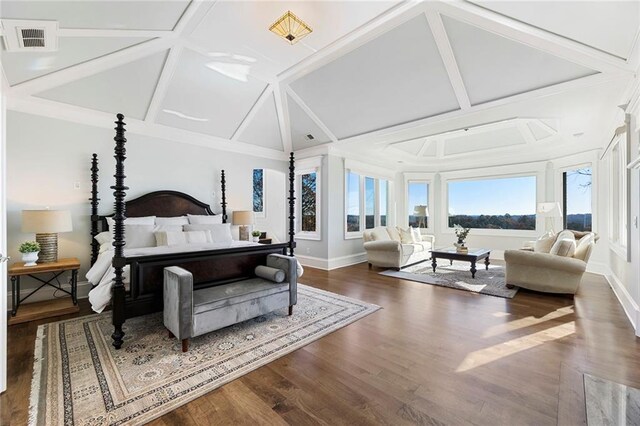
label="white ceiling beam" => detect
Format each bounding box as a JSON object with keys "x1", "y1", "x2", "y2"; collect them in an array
[
  {"x1": 172, "y1": 0, "x2": 214, "y2": 37},
  {"x1": 145, "y1": 43, "x2": 184, "y2": 123},
  {"x1": 278, "y1": 1, "x2": 425, "y2": 85},
  {"x1": 7, "y1": 96, "x2": 288, "y2": 161},
  {"x1": 231, "y1": 85, "x2": 274, "y2": 141},
  {"x1": 425, "y1": 10, "x2": 471, "y2": 110},
  {"x1": 429, "y1": 0, "x2": 634, "y2": 75},
  {"x1": 285, "y1": 87, "x2": 339, "y2": 144},
  {"x1": 517, "y1": 120, "x2": 537, "y2": 145},
  {"x1": 273, "y1": 82, "x2": 292, "y2": 154},
  {"x1": 417, "y1": 139, "x2": 432, "y2": 157},
  {"x1": 337, "y1": 72, "x2": 629, "y2": 147},
  {"x1": 8, "y1": 37, "x2": 175, "y2": 96},
  {"x1": 57, "y1": 29, "x2": 174, "y2": 38}
]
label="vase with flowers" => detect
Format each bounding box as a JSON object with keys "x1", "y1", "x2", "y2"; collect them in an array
[{"x1": 453, "y1": 224, "x2": 470, "y2": 253}]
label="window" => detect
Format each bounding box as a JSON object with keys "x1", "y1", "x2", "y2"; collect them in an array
[
  {"x1": 252, "y1": 169, "x2": 264, "y2": 216},
  {"x1": 346, "y1": 171, "x2": 360, "y2": 233},
  {"x1": 408, "y1": 181, "x2": 429, "y2": 228},
  {"x1": 562, "y1": 167, "x2": 592, "y2": 232},
  {"x1": 447, "y1": 176, "x2": 537, "y2": 230},
  {"x1": 609, "y1": 137, "x2": 628, "y2": 249},
  {"x1": 345, "y1": 171, "x2": 391, "y2": 236},
  {"x1": 300, "y1": 172, "x2": 317, "y2": 233}
]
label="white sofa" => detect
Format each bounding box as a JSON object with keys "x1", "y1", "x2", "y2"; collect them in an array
[
  {"x1": 504, "y1": 230, "x2": 597, "y2": 294},
  {"x1": 363, "y1": 226, "x2": 434, "y2": 270}
]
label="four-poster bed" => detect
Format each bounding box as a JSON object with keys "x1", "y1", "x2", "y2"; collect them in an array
[{"x1": 91, "y1": 113, "x2": 296, "y2": 349}]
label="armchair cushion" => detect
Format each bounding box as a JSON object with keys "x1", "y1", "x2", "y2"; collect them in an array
[{"x1": 550, "y1": 233, "x2": 576, "y2": 257}]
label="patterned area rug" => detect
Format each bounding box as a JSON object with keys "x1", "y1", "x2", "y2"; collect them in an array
[
  {"x1": 584, "y1": 374, "x2": 640, "y2": 425},
  {"x1": 380, "y1": 262, "x2": 518, "y2": 299},
  {"x1": 29, "y1": 284, "x2": 379, "y2": 425}
]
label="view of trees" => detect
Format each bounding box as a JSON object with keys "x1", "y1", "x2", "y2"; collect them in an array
[
  {"x1": 301, "y1": 173, "x2": 317, "y2": 232},
  {"x1": 252, "y1": 169, "x2": 263, "y2": 213},
  {"x1": 448, "y1": 214, "x2": 536, "y2": 230}
]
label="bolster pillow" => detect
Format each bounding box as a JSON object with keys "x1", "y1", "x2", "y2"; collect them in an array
[{"x1": 255, "y1": 265, "x2": 286, "y2": 283}]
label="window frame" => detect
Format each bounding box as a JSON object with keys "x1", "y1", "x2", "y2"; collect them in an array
[
  {"x1": 295, "y1": 157, "x2": 322, "y2": 241},
  {"x1": 344, "y1": 163, "x2": 393, "y2": 239},
  {"x1": 252, "y1": 168, "x2": 265, "y2": 218},
  {"x1": 404, "y1": 173, "x2": 435, "y2": 232},
  {"x1": 557, "y1": 162, "x2": 595, "y2": 233},
  {"x1": 608, "y1": 134, "x2": 629, "y2": 258},
  {"x1": 440, "y1": 166, "x2": 544, "y2": 237}
]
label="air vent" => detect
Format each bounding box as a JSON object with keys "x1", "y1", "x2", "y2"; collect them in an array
[
  {"x1": 305, "y1": 134, "x2": 315, "y2": 141},
  {"x1": 1, "y1": 19, "x2": 58, "y2": 52}
]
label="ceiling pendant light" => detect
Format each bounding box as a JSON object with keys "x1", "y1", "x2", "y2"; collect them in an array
[{"x1": 269, "y1": 11, "x2": 312, "y2": 45}]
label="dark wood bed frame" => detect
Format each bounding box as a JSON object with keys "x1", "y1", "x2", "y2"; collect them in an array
[{"x1": 91, "y1": 113, "x2": 296, "y2": 349}]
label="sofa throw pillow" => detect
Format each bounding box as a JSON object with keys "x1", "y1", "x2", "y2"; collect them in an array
[
  {"x1": 187, "y1": 214, "x2": 223, "y2": 225},
  {"x1": 371, "y1": 228, "x2": 391, "y2": 241},
  {"x1": 550, "y1": 234, "x2": 576, "y2": 257},
  {"x1": 534, "y1": 231, "x2": 556, "y2": 253},
  {"x1": 255, "y1": 265, "x2": 285, "y2": 283},
  {"x1": 156, "y1": 216, "x2": 189, "y2": 226},
  {"x1": 387, "y1": 227, "x2": 401, "y2": 242},
  {"x1": 183, "y1": 224, "x2": 232, "y2": 243},
  {"x1": 398, "y1": 227, "x2": 414, "y2": 244},
  {"x1": 410, "y1": 227, "x2": 421, "y2": 243}
]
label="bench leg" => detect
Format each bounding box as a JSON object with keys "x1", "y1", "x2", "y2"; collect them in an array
[
  {"x1": 182, "y1": 339, "x2": 189, "y2": 353},
  {"x1": 288, "y1": 305, "x2": 293, "y2": 316}
]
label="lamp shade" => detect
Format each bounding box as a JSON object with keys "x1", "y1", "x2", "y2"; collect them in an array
[
  {"x1": 232, "y1": 210, "x2": 255, "y2": 226},
  {"x1": 414, "y1": 205, "x2": 429, "y2": 217},
  {"x1": 22, "y1": 210, "x2": 72, "y2": 233},
  {"x1": 536, "y1": 202, "x2": 562, "y2": 217}
]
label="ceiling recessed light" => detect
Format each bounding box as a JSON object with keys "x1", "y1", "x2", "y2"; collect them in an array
[
  {"x1": 573, "y1": 132, "x2": 584, "y2": 138},
  {"x1": 306, "y1": 134, "x2": 315, "y2": 140},
  {"x1": 269, "y1": 11, "x2": 312, "y2": 45}
]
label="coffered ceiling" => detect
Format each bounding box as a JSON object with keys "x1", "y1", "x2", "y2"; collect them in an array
[{"x1": 1, "y1": 1, "x2": 638, "y2": 165}]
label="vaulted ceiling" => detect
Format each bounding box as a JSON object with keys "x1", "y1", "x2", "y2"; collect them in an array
[{"x1": 1, "y1": 1, "x2": 638, "y2": 165}]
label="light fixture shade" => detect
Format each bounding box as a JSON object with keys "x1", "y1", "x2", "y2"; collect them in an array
[
  {"x1": 22, "y1": 210, "x2": 72, "y2": 233},
  {"x1": 269, "y1": 11, "x2": 312, "y2": 45},
  {"x1": 536, "y1": 202, "x2": 563, "y2": 217},
  {"x1": 232, "y1": 210, "x2": 255, "y2": 226},
  {"x1": 414, "y1": 205, "x2": 429, "y2": 217}
]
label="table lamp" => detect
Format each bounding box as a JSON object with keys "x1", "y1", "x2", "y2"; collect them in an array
[
  {"x1": 232, "y1": 210, "x2": 255, "y2": 241},
  {"x1": 536, "y1": 202, "x2": 562, "y2": 233},
  {"x1": 22, "y1": 209, "x2": 73, "y2": 263},
  {"x1": 414, "y1": 205, "x2": 429, "y2": 228}
]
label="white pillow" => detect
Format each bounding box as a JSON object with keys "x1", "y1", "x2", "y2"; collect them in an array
[
  {"x1": 155, "y1": 230, "x2": 212, "y2": 246},
  {"x1": 155, "y1": 216, "x2": 189, "y2": 226},
  {"x1": 94, "y1": 231, "x2": 111, "y2": 245},
  {"x1": 124, "y1": 225, "x2": 156, "y2": 249},
  {"x1": 106, "y1": 215, "x2": 155, "y2": 230},
  {"x1": 534, "y1": 231, "x2": 556, "y2": 253},
  {"x1": 154, "y1": 224, "x2": 183, "y2": 232},
  {"x1": 187, "y1": 214, "x2": 223, "y2": 225},
  {"x1": 387, "y1": 227, "x2": 401, "y2": 242},
  {"x1": 550, "y1": 235, "x2": 576, "y2": 257},
  {"x1": 398, "y1": 227, "x2": 413, "y2": 244},
  {"x1": 410, "y1": 227, "x2": 421, "y2": 243},
  {"x1": 371, "y1": 228, "x2": 391, "y2": 241},
  {"x1": 184, "y1": 223, "x2": 232, "y2": 243},
  {"x1": 185, "y1": 230, "x2": 212, "y2": 244}
]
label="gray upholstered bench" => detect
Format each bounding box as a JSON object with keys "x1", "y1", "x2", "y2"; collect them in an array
[{"x1": 163, "y1": 254, "x2": 298, "y2": 352}]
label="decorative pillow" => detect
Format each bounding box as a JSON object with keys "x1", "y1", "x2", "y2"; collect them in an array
[
  {"x1": 387, "y1": 227, "x2": 401, "y2": 242},
  {"x1": 550, "y1": 234, "x2": 576, "y2": 257},
  {"x1": 94, "y1": 231, "x2": 112, "y2": 254},
  {"x1": 124, "y1": 225, "x2": 156, "y2": 249},
  {"x1": 398, "y1": 227, "x2": 414, "y2": 244},
  {"x1": 187, "y1": 214, "x2": 223, "y2": 225},
  {"x1": 184, "y1": 230, "x2": 212, "y2": 244},
  {"x1": 154, "y1": 224, "x2": 183, "y2": 233},
  {"x1": 155, "y1": 231, "x2": 185, "y2": 246},
  {"x1": 106, "y1": 215, "x2": 155, "y2": 230},
  {"x1": 574, "y1": 234, "x2": 595, "y2": 261},
  {"x1": 371, "y1": 228, "x2": 391, "y2": 241},
  {"x1": 534, "y1": 231, "x2": 556, "y2": 253},
  {"x1": 410, "y1": 227, "x2": 421, "y2": 243},
  {"x1": 183, "y1": 224, "x2": 232, "y2": 243},
  {"x1": 254, "y1": 265, "x2": 285, "y2": 283},
  {"x1": 155, "y1": 216, "x2": 189, "y2": 226}
]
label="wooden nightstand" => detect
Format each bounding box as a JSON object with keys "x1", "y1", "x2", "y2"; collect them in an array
[
  {"x1": 8, "y1": 257, "x2": 80, "y2": 325},
  {"x1": 258, "y1": 238, "x2": 272, "y2": 244}
]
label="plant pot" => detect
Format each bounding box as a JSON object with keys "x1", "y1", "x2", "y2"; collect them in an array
[
  {"x1": 252, "y1": 237, "x2": 260, "y2": 243},
  {"x1": 22, "y1": 251, "x2": 39, "y2": 266}
]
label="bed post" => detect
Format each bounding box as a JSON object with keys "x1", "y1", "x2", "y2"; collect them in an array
[
  {"x1": 221, "y1": 169, "x2": 227, "y2": 223},
  {"x1": 288, "y1": 152, "x2": 295, "y2": 257},
  {"x1": 111, "y1": 113, "x2": 128, "y2": 350},
  {"x1": 90, "y1": 153, "x2": 100, "y2": 265}
]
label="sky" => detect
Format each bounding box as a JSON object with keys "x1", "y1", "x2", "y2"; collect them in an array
[{"x1": 565, "y1": 168, "x2": 592, "y2": 215}]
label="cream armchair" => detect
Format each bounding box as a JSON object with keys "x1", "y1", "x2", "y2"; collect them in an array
[
  {"x1": 504, "y1": 231, "x2": 596, "y2": 294},
  {"x1": 363, "y1": 226, "x2": 435, "y2": 270}
]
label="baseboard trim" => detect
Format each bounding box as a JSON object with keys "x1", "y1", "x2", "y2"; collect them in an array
[
  {"x1": 297, "y1": 253, "x2": 367, "y2": 271},
  {"x1": 6, "y1": 280, "x2": 91, "y2": 308},
  {"x1": 600, "y1": 266, "x2": 640, "y2": 337}
]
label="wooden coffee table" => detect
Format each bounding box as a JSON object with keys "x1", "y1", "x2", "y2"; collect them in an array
[{"x1": 430, "y1": 248, "x2": 491, "y2": 279}]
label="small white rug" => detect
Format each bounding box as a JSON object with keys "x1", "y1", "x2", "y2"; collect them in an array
[
  {"x1": 29, "y1": 284, "x2": 380, "y2": 425},
  {"x1": 380, "y1": 262, "x2": 518, "y2": 299}
]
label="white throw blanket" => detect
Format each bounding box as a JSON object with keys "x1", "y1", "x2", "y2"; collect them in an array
[{"x1": 86, "y1": 241, "x2": 262, "y2": 313}]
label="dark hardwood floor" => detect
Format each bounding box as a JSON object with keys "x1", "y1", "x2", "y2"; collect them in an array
[{"x1": 2, "y1": 262, "x2": 639, "y2": 425}]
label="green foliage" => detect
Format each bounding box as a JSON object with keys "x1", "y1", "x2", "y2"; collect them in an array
[
  {"x1": 453, "y1": 224, "x2": 471, "y2": 242},
  {"x1": 19, "y1": 240, "x2": 40, "y2": 253},
  {"x1": 449, "y1": 214, "x2": 536, "y2": 231},
  {"x1": 251, "y1": 230, "x2": 262, "y2": 237}
]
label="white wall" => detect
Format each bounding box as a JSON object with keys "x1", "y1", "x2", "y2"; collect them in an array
[{"x1": 6, "y1": 111, "x2": 288, "y2": 299}]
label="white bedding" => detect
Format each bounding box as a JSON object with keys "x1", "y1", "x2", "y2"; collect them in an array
[{"x1": 87, "y1": 241, "x2": 262, "y2": 313}]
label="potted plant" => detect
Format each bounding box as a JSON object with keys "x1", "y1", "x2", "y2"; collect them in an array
[
  {"x1": 453, "y1": 224, "x2": 470, "y2": 253},
  {"x1": 251, "y1": 230, "x2": 261, "y2": 243},
  {"x1": 19, "y1": 240, "x2": 41, "y2": 266}
]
